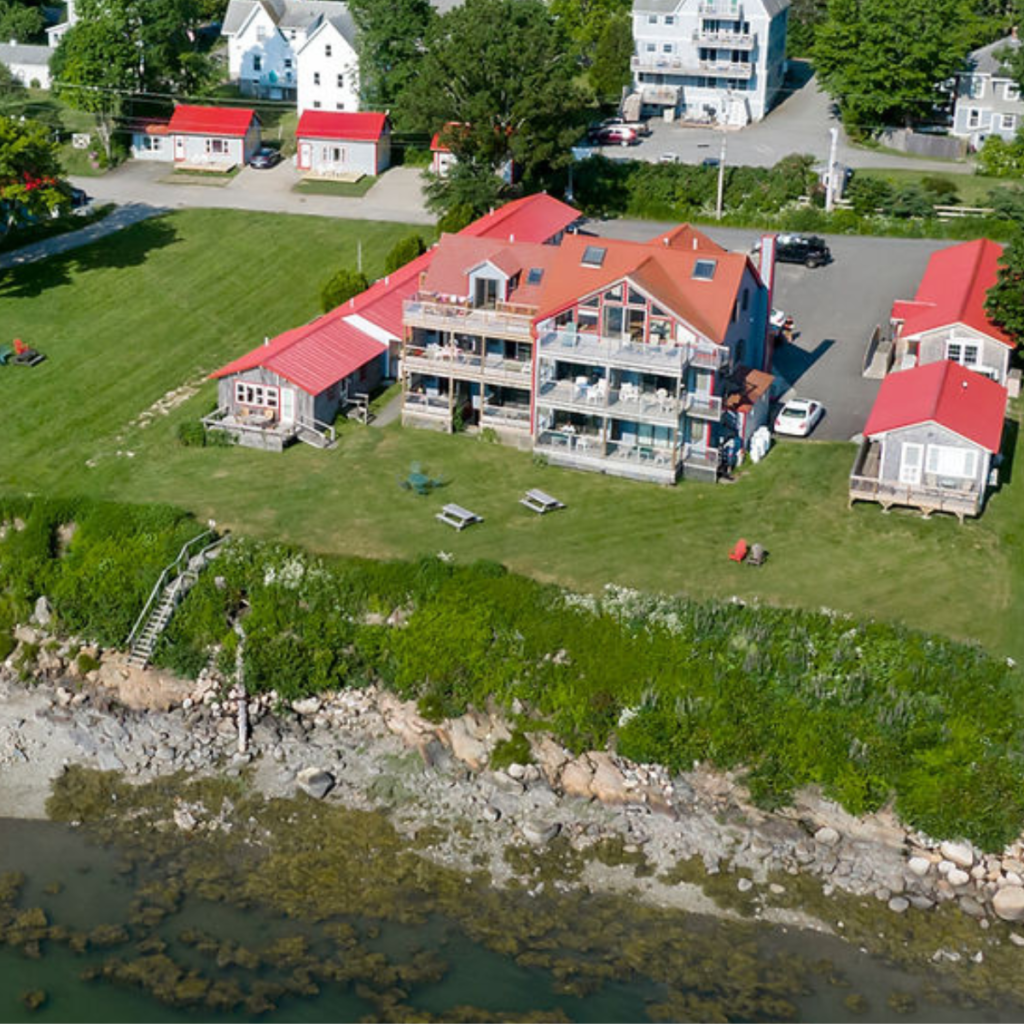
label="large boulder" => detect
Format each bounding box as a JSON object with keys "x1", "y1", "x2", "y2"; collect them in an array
[
  {"x1": 447, "y1": 716, "x2": 489, "y2": 770},
  {"x1": 530, "y1": 734, "x2": 571, "y2": 785},
  {"x1": 559, "y1": 758, "x2": 595, "y2": 799},
  {"x1": 993, "y1": 885, "x2": 1024, "y2": 922},
  {"x1": 940, "y1": 841, "x2": 974, "y2": 869},
  {"x1": 378, "y1": 693, "x2": 436, "y2": 748},
  {"x1": 297, "y1": 768, "x2": 335, "y2": 800},
  {"x1": 587, "y1": 752, "x2": 632, "y2": 805},
  {"x1": 96, "y1": 655, "x2": 194, "y2": 711}
]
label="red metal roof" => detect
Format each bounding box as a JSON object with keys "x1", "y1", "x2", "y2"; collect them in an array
[
  {"x1": 210, "y1": 194, "x2": 580, "y2": 391},
  {"x1": 891, "y1": 239, "x2": 1012, "y2": 348},
  {"x1": 864, "y1": 360, "x2": 1006, "y2": 452},
  {"x1": 296, "y1": 111, "x2": 389, "y2": 141},
  {"x1": 211, "y1": 311, "x2": 383, "y2": 394},
  {"x1": 460, "y1": 193, "x2": 579, "y2": 243},
  {"x1": 168, "y1": 104, "x2": 258, "y2": 138}
]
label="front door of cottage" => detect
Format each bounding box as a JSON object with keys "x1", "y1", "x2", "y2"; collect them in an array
[
  {"x1": 299, "y1": 142, "x2": 311, "y2": 170},
  {"x1": 280, "y1": 387, "x2": 296, "y2": 425}
]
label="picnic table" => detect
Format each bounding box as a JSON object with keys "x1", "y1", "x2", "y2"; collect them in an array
[
  {"x1": 520, "y1": 489, "x2": 565, "y2": 514},
  {"x1": 436, "y1": 503, "x2": 483, "y2": 531}
]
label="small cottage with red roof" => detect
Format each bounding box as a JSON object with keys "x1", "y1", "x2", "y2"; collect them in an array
[
  {"x1": 205, "y1": 311, "x2": 385, "y2": 450},
  {"x1": 296, "y1": 111, "x2": 391, "y2": 178},
  {"x1": 890, "y1": 239, "x2": 1015, "y2": 385},
  {"x1": 167, "y1": 104, "x2": 261, "y2": 169},
  {"x1": 850, "y1": 360, "x2": 1007, "y2": 520}
]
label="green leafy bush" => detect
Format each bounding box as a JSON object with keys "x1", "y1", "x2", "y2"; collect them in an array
[
  {"x1": 490, "y1": 730, "x2": 533, "y2": 771},
  {"x1": 177, "y1": 421, "x2": 206, "y2": 447},
  {"x1": 384, "y1": 234, "x2": 427, "y2": 274}
]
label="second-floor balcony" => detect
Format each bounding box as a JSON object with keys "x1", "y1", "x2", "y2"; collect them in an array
[
  {"x1": 694, "y1": 27, "x2": 754, "y2": 48},
  {"x1": 631, "y1": 54, "x2": 753, "y2": 79},
  {"x1": 536, "y1": 379, "x2": 683, "y2": 427},
  {"x1": 538, "y1": 329, "x2": 729, "y2": 375},
  {"x1": 404, "y1": 293, "x2": 536, "y2": 340},
  {"x1": 683, "y1": 391, "x2": 723, "y2": 420},
  {"x1": 403, "y1": 343, "x2": 533, "y2": 385},
  {"x1": 698, "y1": 0, "x2": 743, "y2": 14}
]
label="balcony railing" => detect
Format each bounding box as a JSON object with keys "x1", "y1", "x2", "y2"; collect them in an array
[
  {"x1": 631, "y1": 55, "x2": 753, "y2": 79},
  {"x1": 404, "y1": 345, "x2": 533, "y2": 384},
  {"x1": 683, "y1": 391, "x2": 723, "y2": 420},
  {"x1": 403, "y1": 392, "x2": 452, "y2": 416},
  {"x1": 681, "y1": 443, "x2": 720, "y2": 470},
  {"x1": 694, "y1": 28, "x2": 754, "y2": 48},
  {"x1": 538, "y1": 329, "x2": 729, "y2": 375},
  {"x1": 848, "y1": 475, "x2": 980, "y2": 518},
  {"x1": 698, "y1": 0, "x2": 742, "y2": 14},
  {"x1": 404, "y1": 294, "x2": 536, "y2": 339},
  {"x1": 536, "y1": 379, "x2": 683, "y2": 426},
  {"x1": 481, "y1": 404, "x2": 531, "y2": 428},
  {"x1": 535, "y1": 431, "x2": 679, "y2": 483}
]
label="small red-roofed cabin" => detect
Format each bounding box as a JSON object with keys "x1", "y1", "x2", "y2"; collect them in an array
[
  {"x1": 205, "y1": 310, "x2": 385, "y2": 450},
  {"x1": 168, "y1": 104, "x2": 261, "y2": 170},
  {"x1": 850, "y1": 360, "x2": 1007, "y2": 521},
  {"x1": 889, "y1": 239, "x2": 1015, "y2": 386},
  {"x1": 296, "y1": 111, "x2": 391, "y2": 178}
]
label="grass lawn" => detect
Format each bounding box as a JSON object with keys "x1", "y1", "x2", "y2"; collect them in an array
[
  {"x1": 1, "y1": 209, "x2": 1022, "y2": 661},
  {"x1": 853, "y1": 168, "x2": 1021, "y2": 207},
  {"x1": 293, "y1": 177, "x2": 377, "y2": 197}
]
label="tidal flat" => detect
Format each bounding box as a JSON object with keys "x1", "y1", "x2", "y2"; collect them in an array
[{"x1": 0, "y1": 769, "x2": 1022, "y2": 1023}]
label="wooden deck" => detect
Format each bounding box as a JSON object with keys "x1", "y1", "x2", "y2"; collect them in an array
[{"x1": 848, "y1": 440, "x2": 981, "y2": 521}]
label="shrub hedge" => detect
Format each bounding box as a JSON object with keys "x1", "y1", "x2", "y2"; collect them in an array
[{"x1": 2, "y1": 497, "x2": 1023, "y2": 850}]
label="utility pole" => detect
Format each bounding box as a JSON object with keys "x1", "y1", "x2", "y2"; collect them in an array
[
  {"x1": 715, "y1": 130, "x2": 727, "y2": 220},
  {"x1": 825, "y1": 126, "x2": 839, "y2": 213}
]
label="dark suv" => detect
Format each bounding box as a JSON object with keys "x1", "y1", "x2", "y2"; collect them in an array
[{"x1": 774, "y1": 233, "x2": 831, "y2": 268}]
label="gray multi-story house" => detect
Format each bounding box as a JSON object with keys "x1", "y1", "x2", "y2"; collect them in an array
[
  {"x1": 630, "y1": 0, "x2": 789, "y2": 126},
  {"x1": 951, "y1": 32, "x2": 1023, "y2": 149}
]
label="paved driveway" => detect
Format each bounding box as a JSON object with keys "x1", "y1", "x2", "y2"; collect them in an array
[
  {"x1": 591, "y1": 221, "x2": 953, "y2": 440},
  {"x1": 591, "y1": 68, "x2": 970, "y2": 174},
  {"x1": 71, "y1": 160, "x2": 434, "y2": 225}
]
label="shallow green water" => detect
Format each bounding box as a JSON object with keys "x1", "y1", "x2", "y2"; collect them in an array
[{"x1": 0, "y1": 817, "x2": 1018, "y2": 1023}]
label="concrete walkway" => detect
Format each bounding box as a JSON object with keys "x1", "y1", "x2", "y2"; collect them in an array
[
  {"x1": 71, "y1": 161, "x2": 434, "y2": 226},
  {"x1": 0, "y1": 202, "x2": 169, "y2": 271}
]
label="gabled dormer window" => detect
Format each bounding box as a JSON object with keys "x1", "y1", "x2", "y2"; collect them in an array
[{"x1": 692, "y1": 259, "x2": 717, "y2": 280}]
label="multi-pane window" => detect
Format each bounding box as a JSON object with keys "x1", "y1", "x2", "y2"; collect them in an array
[
  {"x1": 926, "y1": 445, "x2": 977, "y2": 480},
  {"x1": 946, "y1": 340, "x2": 979, "y2": 366},
  {"x1": 235, "y1": 382, "x2": 279, "y2": 409}
]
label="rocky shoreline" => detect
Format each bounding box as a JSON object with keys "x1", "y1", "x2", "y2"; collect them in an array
[{"x1": 5, "y1": 619, "x2": 1024, "y2": 950}]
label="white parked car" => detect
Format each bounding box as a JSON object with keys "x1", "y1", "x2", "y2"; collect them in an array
[{"x1": 774, "y1": 398, "x2": 825, "y2": 437}]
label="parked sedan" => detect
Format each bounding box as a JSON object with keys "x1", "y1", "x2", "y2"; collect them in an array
[
  {"x1": 773, "y1": 398, "x2": 825, "y2": 437},
  {"x1": 593, "y1": 125, "x2": 639, "y2": 147},
  {"x1": 249, "y1": 147, "x2": 283, "y2": 169}
]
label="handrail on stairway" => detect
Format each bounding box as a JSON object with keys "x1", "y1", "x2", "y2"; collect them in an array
[{"x1": 126, "y1": 529, "x2": 220, "y2": 650}]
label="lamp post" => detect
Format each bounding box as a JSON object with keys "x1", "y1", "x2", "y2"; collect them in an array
[
  {"x1": 825, "y1": 126, "x2": 839, "y2": 213},
  {"x1": 715, "y1": 129, "x2": 727, "y2": 220}
]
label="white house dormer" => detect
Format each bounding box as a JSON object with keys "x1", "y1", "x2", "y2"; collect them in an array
[
  {"x1": 296, "y1": 15, "x2": 360, "y2": 113},
  {"x1": 467, "y1": 261, "x2": 511, "y2": 308}
]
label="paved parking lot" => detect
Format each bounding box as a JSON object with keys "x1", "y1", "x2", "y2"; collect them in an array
[
  {"x1": 592, "y1": 221, "x2": 953, "y2": 440},
  {"x1": 72, "y1": 160, "x2": 433, "y2": 225},
  {"x1": 588, "y1": 67, "x2": 969, "y2": 174}
]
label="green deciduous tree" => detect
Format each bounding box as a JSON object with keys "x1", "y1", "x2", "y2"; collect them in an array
[
  {"x1": 383, "y1": 233, "x2": 427, "y2": 274},
  {"x1": 423, "y1": 159, "x2": 508, "y2": 219},
  {"x1": 0, "y1": 115, "x2": 66, "y2": 231},
  {"x1": 587, "y1": 13, "x2": 633, "y2": 101},
  {"x1": 348, "y1": 0, "x2": 434, "y2": 109},
  {"x1": 50, "y1": 20, "x2": 137, "y2": 162},
  {"x1": 397, "y1": 0, "x2": 588, "y2": 189},
  {"x1": 985, "y1": 233, "x2": 1024, "y2": 345},
  {"x1": 786, "y1": 0, "x2": 829, "y2": 56},
  {"x1": 320, "y1": 268, "x2": 369, "y2": 312},
  {"x1": 550, "y1": 0, "x2": 631, "y2": 63},
  {"x1": 0, "y1": 1, "x2": 44, "y2": 42},
  {"x1": 813, "y1": 0, "x2": 967, "y2": 132}
]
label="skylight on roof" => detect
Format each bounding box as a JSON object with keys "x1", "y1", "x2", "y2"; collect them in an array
[
  {"x1": 692, "y1": 258, "x2": 717, "y2": 280},
  {"x1": 581, "y1": 246, "x2": 607, "y2": 267},
  {"x1": 527, "y1": 267, "x2": 544, "y2": 285}
]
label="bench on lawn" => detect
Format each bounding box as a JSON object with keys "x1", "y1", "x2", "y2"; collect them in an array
[
  {"x1": 436, "y1": 503, "x2": 483, "y2": 531},
  {"x1": 519, "y1": 488, "x2": 565, "y2": 515}
]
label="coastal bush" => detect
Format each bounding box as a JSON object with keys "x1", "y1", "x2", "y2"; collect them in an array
[
  {"x1": 490, "y1": 730, "x2": 533, "y2": 771},
  {"x1": 4, "y1": 496, "x2": 1024, "y2": 849}
]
